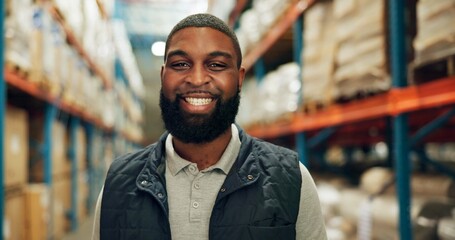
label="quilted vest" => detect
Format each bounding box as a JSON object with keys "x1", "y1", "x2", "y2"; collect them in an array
[{"x1": 100, "y1": 128, "x2": 302, "y2": 240}]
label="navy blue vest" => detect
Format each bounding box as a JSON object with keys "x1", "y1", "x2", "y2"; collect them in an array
[{"x1": 101, "y1": 129, "x2": 302, "y2": 240}]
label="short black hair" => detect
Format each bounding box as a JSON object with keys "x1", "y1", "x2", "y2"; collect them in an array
[{"x1": 164, "y1": 13, "x2": 242, "y2": 68}]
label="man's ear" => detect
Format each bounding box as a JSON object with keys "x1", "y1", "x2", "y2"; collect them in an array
[
  {"x1": 160, "y1": 64, "x2": 165, "y2": 83},
  {"x1": 238, "y1": 66, "x2": 246, "y2": 90}
]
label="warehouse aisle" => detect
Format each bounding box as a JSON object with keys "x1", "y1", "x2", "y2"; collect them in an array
[{"x1": 62, "y1": 215, "x2": 95, "y2": 240}]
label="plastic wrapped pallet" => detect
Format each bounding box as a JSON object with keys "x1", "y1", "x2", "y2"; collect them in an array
[
  {"x1": 438, "y1": 209, "x2": 455, "y2": 240},
  {"x1": 360, "y1": 167, "x2": 455, "y2": 199},
  {"x1": 5, "y1": 0, "x2": 35, "y2": 72},
  {"x1": 340, "y1": 188, "x2": 427, "y2": 239},
  {"x1": 414, "y1": 0, "x2": 455, "y2": 63},
  {"x1": 301, "y1": 1, "x2": 336, "y2": 104},
  {"x1": 236, "y1": 0, "x2": 292, "y2": 55},
  {"x1": 239, "y1": 63, "x2": 300, "y2": 125},
  {"x1": 333, "y1": 0, "x2": 390, "y2": 99}
]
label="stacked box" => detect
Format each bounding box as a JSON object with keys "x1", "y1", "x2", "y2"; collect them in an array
[
  {"x1": 301, "y1": 1, "x2": 337, "y2": 104},
  {"x1": 52, "y1": 177, "x2": 71, "y2": 239},
  {"x1": 25, "y1": 184, "x2": 49, "y2": 240},
  {"x1": 29, "y1": 116, "x2": 70, "y2": 182},
  {"x1": 333, "y1": 0, "x2": 390, "y2": 98},
  {"x1": 413, "y1": 0, "x2": 455, "y2": 63},
  {"x1": 4, "y1": 106, "x2": 29, "y2": 188},
  {"x1": 4, "y1": 189, "x2": 26, "y2": 240},
  {"x1": 77, "y1": 126, "x2": 87, "y2": 171},
  {"x1": 78, "y1": 171, "x2": 90, "y2": 223}
]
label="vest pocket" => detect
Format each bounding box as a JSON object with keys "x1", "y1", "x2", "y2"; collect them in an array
[{"x1": 248, "y1": 224, "x2": 296, "y2": 240}]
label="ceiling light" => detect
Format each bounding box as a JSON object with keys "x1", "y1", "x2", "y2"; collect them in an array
[{"x1": 151, "y1": 41, "x2": 165, "y2": 56}]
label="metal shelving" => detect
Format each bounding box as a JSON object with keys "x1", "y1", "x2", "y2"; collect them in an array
[
  {"x1": 236, "y1": 0, "x2": 455, "y2": 239},
  {"x1": 0, "y1": 1, "x2": 141, "y2": 238}
]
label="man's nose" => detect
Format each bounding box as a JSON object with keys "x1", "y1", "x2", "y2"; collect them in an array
[{"x1": 186, "y1": 65, "x2": 211, "y2": 86}]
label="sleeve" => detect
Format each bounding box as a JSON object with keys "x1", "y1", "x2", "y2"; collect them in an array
[
  {"x1": 91, "y1": 187, "x2": 104, "y2": 240},
  {"x1": 296, "y1": 163, "x2": 327, "y2": 240}
]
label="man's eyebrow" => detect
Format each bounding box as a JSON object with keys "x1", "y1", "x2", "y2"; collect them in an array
[
  {"x1": 208, "y1": 51, "x2": 233, "y2": 59},
  {"x1": 166, "y1": 50, "x2": 189, "y2": 59}
]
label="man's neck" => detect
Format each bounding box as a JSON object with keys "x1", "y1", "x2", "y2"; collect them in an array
[{"x1": 172, "y1": 128, "x2": 232, "y2": 170}]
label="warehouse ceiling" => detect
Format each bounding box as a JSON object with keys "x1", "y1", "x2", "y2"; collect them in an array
[{"x1": 116, "y1": 0, "x2": 236, "y2": 143}]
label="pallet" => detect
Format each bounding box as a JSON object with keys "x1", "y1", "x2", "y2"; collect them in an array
[
  {"x1": 5, "y1": 61, "x2": 29, "y2": 79},
  {"x1": 302, "y1": 99, "x2": 332, "y2": 114},
  {"x1": 410, "y1": 43, "x2": 455, "y2": 85}
]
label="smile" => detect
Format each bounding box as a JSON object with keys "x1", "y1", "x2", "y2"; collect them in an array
[{"x1": 185, "y1": 97, "x2": 213, "y2": 106}]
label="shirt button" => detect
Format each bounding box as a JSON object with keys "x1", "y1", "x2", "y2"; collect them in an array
[
  {"x1": 194, "y1": 183, "x2": 200, "y2": 189},
  {"x1": 157, "y1": 193, "x2": 164, "y2": 198},
  {"x1": 220, "y1": 187, "x2": 226, "y2": 193},
  {"x1": 192, "y1": 201, "x2": 199, "y2": 208},
  {"x1": 189, "y1": 165, "x2": 197, "y2": 174},
  {"x1": 141, "y1": 180, "x2": 148, "y2": 186}
]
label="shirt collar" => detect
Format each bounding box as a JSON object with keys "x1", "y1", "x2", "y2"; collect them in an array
[{"x1": 165, "y1": 124, "x2": 241, "y2": 176}]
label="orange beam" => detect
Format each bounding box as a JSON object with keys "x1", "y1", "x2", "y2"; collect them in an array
[
  {"x1": 247, "y1": 77, "x2": 455, "y2": 138},
  {"x1": 242, "y1": 0, "x2": 315, "y2": 71},
  {"x1": 228, "y1": 0, "x2": 248, "y2": 28},
  {"x1": 4, "y1": 70, "x2": 113, "y2": 132}
]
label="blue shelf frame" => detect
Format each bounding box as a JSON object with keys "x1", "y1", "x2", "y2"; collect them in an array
[
  {"x1": 69, "y1": 117, "x2": 80, "y2": 231},
  {"x1": 0, "y1": 0, "x2": 5, "y2": 238},
  {"x1": 247, "y1": 1, "x2": 455, "y2": 239}
]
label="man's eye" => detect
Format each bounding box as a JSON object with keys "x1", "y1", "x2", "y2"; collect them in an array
[
  {"x1": 208, "y1": 63, "x2": 226, "y2": 70},
  {"x1": 171, "y1": 62, "x2": 190, "y2": 69}
]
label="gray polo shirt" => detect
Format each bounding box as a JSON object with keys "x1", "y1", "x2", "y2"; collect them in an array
[{"x1": 92, "y1": 125, "x2": 327, "y2": 239}]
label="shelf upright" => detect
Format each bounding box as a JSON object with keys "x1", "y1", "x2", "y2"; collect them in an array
[
  {"x1": 389, "y1": 0, "x2": 412, "y2": 239},
  {"x1": 69, "y1": 117, "x2": 80, "y2": 231},
  {"x1": 293, "y1": 14, "x2": 309, "y2": 167},
  {"x1": 85, "y1": 123, "x2": 96, "y2": 211},
  {"x1": 0, "y1": 0, "x2": 5, "y2": 238},
  {"x1": 44, "y1": 103, "x2": 58, "y2": 239}
]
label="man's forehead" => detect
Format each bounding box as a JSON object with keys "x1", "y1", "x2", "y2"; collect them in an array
[
  {"x1": 167, "y1": 27, "x2": 236, "y2": 52},
  {"x1": 169, "y1": 27, "x2": 231, "y2": 43}
]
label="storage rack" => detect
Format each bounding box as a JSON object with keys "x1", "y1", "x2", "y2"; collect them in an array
[
  {"x1": 0, "y1": 0, "x2": 143, "y2": 238},
  {"x1": 234, "y1": 0, "x2": 455, "y2": 239}
]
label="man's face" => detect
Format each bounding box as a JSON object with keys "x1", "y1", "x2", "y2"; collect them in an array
[{"x1": 160, "y1": 27, "x2": 245, "y2": 143}]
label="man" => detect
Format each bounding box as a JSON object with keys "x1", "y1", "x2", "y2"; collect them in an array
[{"x1": 92, "y1": 13, "x2": 326, "y2": 240}]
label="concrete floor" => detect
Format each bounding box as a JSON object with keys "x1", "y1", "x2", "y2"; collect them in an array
[{"x1": 62, "y1": 214, "x2": 95, "y2": 240}]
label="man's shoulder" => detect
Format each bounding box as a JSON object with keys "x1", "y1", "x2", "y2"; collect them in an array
[
  {"x1": 250, "y1": 136, "x2": 297, "y2": 158},
  {"x1": 108, "y1": 142, "x2": 160, "y2": 174}
]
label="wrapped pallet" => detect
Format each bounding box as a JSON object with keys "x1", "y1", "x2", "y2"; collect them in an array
[
  {"x1": 339, "y1": 188, "x2": 426, "y2": 239},
  {"x1": 333, "y1": 0, "x2": 390, "y2": 99},
  {"x1": 301, "y1": 1, "x2": 337, "y2": 105},
  {"x1": 4, "y1": 0, "x2": 35, "y2": 73},
  {"x1": 413, "y1": 0, "x2": 455, "y2": 63}
]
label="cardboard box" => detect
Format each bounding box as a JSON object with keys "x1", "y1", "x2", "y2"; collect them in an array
[
  {"x1": 53, "y1": 176, "x2": 71, "y2": 235},
  {"x1": 29, "y1": 116, "x2": 70, "y2": 181},
  {"x1": 78, "y1": 171, "x2": 89, "y2": 223},
  {"x1": 4, "y1": 189, "x2": 26, "y2": 240},
  {"x1": 5, "y1": 105, "x2": 29, "y2": 188},
  {"x1": 24, "y1": 184, "x2": 49, "y2": 240}
]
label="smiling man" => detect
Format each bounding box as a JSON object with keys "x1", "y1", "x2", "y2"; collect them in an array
[{"x1": 92, "y1": 13, "x2": 327, "y2": 240}]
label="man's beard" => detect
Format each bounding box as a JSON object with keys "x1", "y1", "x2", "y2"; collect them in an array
[{"x1": 159, "y1": 89, "x2": 240, "y2": 144}]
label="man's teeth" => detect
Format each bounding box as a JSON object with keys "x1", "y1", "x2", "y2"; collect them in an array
[{"x1": 185, "y1": 97, "x2": 213, "y2": 106}]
